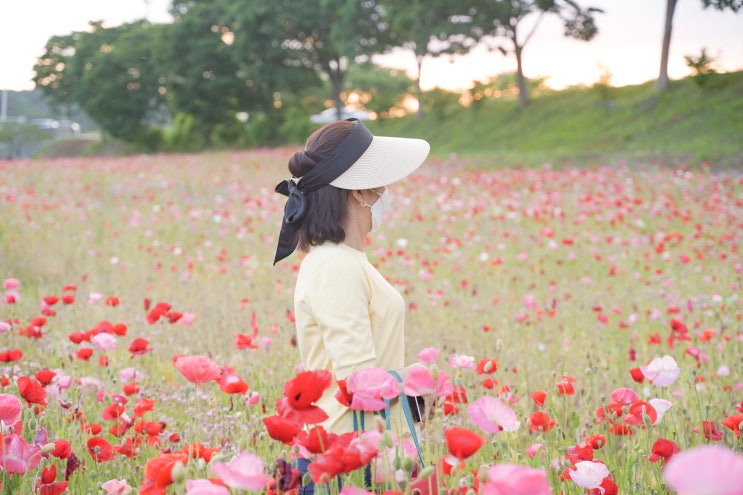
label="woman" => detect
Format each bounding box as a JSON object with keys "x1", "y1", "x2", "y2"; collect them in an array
[{"x1": 274, "y1": 118, "x2": 429, "y2": 489}]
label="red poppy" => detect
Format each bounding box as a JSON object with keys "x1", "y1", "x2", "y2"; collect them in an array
[
  {"x1": 556, "y1": 382, "x2": 575, "y2": 395},
  {"x1": 34, "y1": 369, "x2": 56, "y2": 386},
  {"x1": 68, "y1": 332, "x2": 86, "y2": 344},
  {"x1": 181, "y1": 442, "x2": 219, "y2": 463},
  {"x1": 263, "y1": 415, "x2": 301, "y2": 444},
  {"x1": 624, "y1": 400, "x2": 658, "y2": 427},
  {"x1": 608, "y1": 424, "x2": 633, "y2": 436},
  {"x1": 17, "y1": 376, "x2": 47, "y2": 406},
  {"x1": 62, "y1": 294, "x2": 75, "y2": 305},
  {"x1": 307, "y1": 433, "x2": 376, "y2": 483},
  {"x1": 122, "y1": 382, "x2": 140, "y2": 396},
  {"x1": 43, "y1": 296, "x2": 59, "y2": 306},
  {"x1": 76, "y1": 348, "x2": 93, "y2": 361},
  {"x1": 648, "y1": 437, "x2": 680, "y2": 463},
  {"x1": 30, "y1": 316, "x2": 47, "y2": 327},
  {"x1": 476, "y1": 358, "x2": 498, "y2": 374},
  {"x1": 35, "y1": 464, "x2": 68, "y2": 495},
  {"x1": 133, "y1": 398, "x2": 155, "y2": 417},
  {"x1": 139, "y1": 452, "x2": 188, "y2": 494},
  {"x1": 565, "y1": 443, "x2": 594, "y2": 465},
  {"x1": 334, "y1": 379, "x2": 353, "y2": 407},
  {"x1": 102, "y1": 403, "x2": 126, "y2": 421},
  {"x1": 134, "y1": 420, "x2": 164, "y2": 437},
  {"x1": 129, "y1": 338, "x2": 152, "y2": 357},
  {"x1": 217, "y1": 367, "x2": 249, "y2": 394},
  {"x1": 275, "y1": 370, "x2": 332, "y2": 426},
  {"x1": 105, "y1": 296, "x2": 120, "y2": 307},
  {"x1": 528, "y1": 411, "x2": 556, "y2": 432},
  {"x1": 111, "y1": 323, "x2": 127, "y2": 336},
  {"x1": 87, "y1": 436, "x2": 115, "y2": 462},
  {"x1": 0, "y1": 349, "x2": 23, "y2": 362},
  {"x1": 531, "y1": 390, "x2": 547, "y2": 406},
  {"x1": 587, "y1": 477, "x2": 618, "y2": 495},
  {"x1": 721, "y1": 413, "x2": 743, "y2": 437},
  {"x1": 445, "y1": 427, "x2": 486, "y2": 461},
  {"x1": 114, "y1": 436, "x2": 142, "y2": 458},
  {"x1": 294, "y1": 425, "x2": 336, "y2": 454},
  {"x1": 52, "y1": 439, "x2": 72, "y2": 459},
  {"x1": 443, "y1": 385, "x2": 468, "y2": 415},
  {"x1": 146, "y1": 302, "x2": 172, "y2": 325},
  {"x1": 628, "y1": 367, "x2": 645, "y2": 383},
  {"x1": 585, "y1": 434, "x2": 606, "y2": 449}
]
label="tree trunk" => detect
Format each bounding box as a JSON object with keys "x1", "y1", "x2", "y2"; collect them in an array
[
  {"x1": 331, "y1": 73, "x2": 344, "y2": 120},
  {"x1": 415, "y1": 54, "x2": 424, "y2": 119},
  {"x1": 656, "y1": 0, "x2": 678, "y2": 93},
  {"x1": 513, "y1": 39, "x2": 529, "y2": 107}
]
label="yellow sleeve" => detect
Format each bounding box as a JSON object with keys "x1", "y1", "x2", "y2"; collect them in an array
[{"x1": 307, "y1": 255, "x2": 377, "y2": 380}]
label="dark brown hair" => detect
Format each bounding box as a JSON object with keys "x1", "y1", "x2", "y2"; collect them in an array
[{"x1": 288, "y1": 120, "x2": 355, "y2": 252}]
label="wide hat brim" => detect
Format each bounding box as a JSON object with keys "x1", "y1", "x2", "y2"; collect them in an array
[{"x1": 329, "y1": 135, "x2": 430, "y2": 190}]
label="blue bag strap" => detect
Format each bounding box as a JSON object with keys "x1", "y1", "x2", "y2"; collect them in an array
[{"x1": 388, "y1": 370, "x2": 424, "y2": 467}]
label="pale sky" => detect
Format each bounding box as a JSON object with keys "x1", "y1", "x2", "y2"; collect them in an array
[{"x1": 1, "y1": 0, "x2": 741, "y2": 92}]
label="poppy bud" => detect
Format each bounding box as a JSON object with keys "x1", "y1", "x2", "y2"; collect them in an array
[
  {"x1": 477, "y1": 464, "x2": 489, "y2": 483},
  {"x1": 40, "y1": 442, "x2": 56, "y2": 454},
  {"x1": 401, "y1": 456, "x2": 415, "y2": 473},
  {"x1": 418, "y1": 465, "x2": 436, "y2": 480},
  {"x1": 170, "y1": 460, "x2": 187, "y2": 484}
]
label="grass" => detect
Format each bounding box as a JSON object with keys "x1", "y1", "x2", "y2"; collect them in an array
[{"x1": 368, "y1": 71, "x2": 743, "y2": 169}]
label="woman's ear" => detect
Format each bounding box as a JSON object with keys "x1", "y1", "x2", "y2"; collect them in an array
[{"x1": 350, "y1": 190, "x2": 366, "y2": 205}]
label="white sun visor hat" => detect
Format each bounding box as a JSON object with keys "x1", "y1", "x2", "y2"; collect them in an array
[{"x1": 329, "y1": 133, "x2": 430, "y2": 190}]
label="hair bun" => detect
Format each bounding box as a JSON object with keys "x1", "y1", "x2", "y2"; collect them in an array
[{"x1": 288, "y1": 150, "x2": 316, "y2": 178}]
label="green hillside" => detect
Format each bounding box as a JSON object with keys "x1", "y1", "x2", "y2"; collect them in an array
[
  {"x1": 12, "y1": 71, "x2": 743, "y2": 169},
  {"x1": 366, "y1": 71, "x2": 743, "y2": 169}
]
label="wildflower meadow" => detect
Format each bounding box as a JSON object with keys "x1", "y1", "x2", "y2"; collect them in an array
[{"x1": 0, "y1": 151, "x2": 742, "y2": 495}]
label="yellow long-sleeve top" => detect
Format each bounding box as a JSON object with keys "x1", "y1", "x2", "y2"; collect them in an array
[{"x1": 293, "y1": 242, "x2": 406, "y2": 434}]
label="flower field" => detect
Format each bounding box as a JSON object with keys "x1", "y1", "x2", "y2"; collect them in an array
[{"x1": 0, "y1": 151, "x2": 742, "y2": 495}]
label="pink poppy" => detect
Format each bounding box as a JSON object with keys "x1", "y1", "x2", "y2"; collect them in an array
[
  {"x1": 648, "y1": 398, "x2": 673, "y2": 425},
  {"x1": 92, "y1": 333, "x2": 117, "y2": 351},
  {"x1": 176, "y1": 313, "x2": 197, "y2": 326},
  {"x1": 2, "y1": 278, "x2": 19, "y2": 290},
  {"x1": 185, "y1": 479, "x2": 229, "y2": 495},
  {"x1": 173, "y1": 355, "x2": 222, "y2": 385},
  {"x1": 211, "y1": 451, "x2": 271, "y2": 490},
  {"x1": 609, "y1": 387, "x2": 638, "y2": 405},
  {"x1": 0, "y1": 321, "x2": 11, "y2": 334},
  {"x1": 403, "y1": 367, "x2": 454, "y2": 398},
  {"x1": 467, "y1": 396, "x2": 521, "y2": 434},
  {"x1": 1, "y1": 433, "x2": 42, "y2": 474},
  {"x1": 525, "y1": 443, "x2": 545, "y2": 459},
  {"x1": 101, "y1": 479, "x2": 133, "y2": 495},
  {"x1": 664, "y1": 445, "x2": 743, "y2": 495},
  {"x1": 447, "y1": 353, "x2": 476, "y2": 369},
  {"x1": 568, "y1": 460, "x2": 610, "y2": 490},
  {"x1": 346, "y1": 367, "x2": 400, "y2": 411},
  {"x1": 482, "y1": 463, "x2": 552, "y2": 495},
  {"x1": 0, "y1": 393, "x2": 23, "y2": 427},
  {"x1": 417, "y1": 347, "x2": 440, "y2": 364},
  {"x1": 640, "y1": 355, "x2": 681, "y2": 386},
  {"x1": 119, "y1": 367, "x2": 143, "y2": 382}
]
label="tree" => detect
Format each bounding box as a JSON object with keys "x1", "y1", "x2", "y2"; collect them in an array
[
  {"x1": 34, "y1": 21, "x2": 166, "y2": 143},
  {"x1": 470, "y1": 0, "x2": 602, "y2": 107},
  {"x1": 656, "y1": 0, "x2": 742, "y2": 93},
  {"x1": 228, "y1": 0, "x2": 387, "y2": 119},
  {"x1": 157, "y1": 1, "x2": 255, "y2": 143},
  {"x1": 379, "y1": 0, "x2": 474, "y2": 117}
]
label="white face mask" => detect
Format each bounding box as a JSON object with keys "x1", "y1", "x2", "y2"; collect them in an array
[{"x1": 363, "y1": 188, "x2": 391, "y2": 232}]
